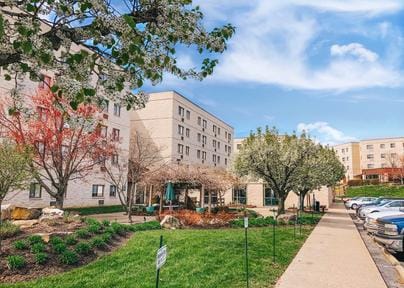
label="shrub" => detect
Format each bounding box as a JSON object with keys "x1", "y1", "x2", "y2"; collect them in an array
[
  {"x1": 34, "y1": 252, "x2": 48, "y2": 265},
  {"x1": 111, "y1": 222, "x2": 128, "y2": 236},
  {"x1": 104, "y1": 226, "x2": 116, "y2": 236},
  {"x1": 101, "y1": 232, "x2": 113, "y2": 243},
  {"x1": 53, "y1": 242, "x2": 67, "y2": 254},
  {"x1": 84, "y1": 218, "x2": 100, "y2": 226},
  {"x1": 7, "y1": 255, "x2": 26, "y2": 270},
  {"x1": 65, "y1": 234, "x2": 78, "y2": 246},
  {"x1": 13, "y1": 240, "x2": 28, "y2": 250},
  {"x1": 75, "y1": 228, "x2": 91, "y2": 239},
  {"x1": 88, "y1": 224, "x2": 102, "y2": 234},
  {"x1": 28, "y1": 235, "x2": 44, "y2": 245},
  {"x1": 129, "y1": 221, "x2": 161, "y2": 232},
  {"x1": 0, "y1": 221, "x2": 20, "y2": 239},
  {"x1": 102, "y1": 220, "x2": 110, "y2": 227},
  {"x1": 230, "y1": 216, "x2": 276, "y2": 228},
  {"x1": 91, "y1": 236, "x2": 107, "y2": 249},
  {"x1": 59, "y1": 250, "x2": 78, "y2": 265},
  {"x1": 31, "y1": 242, "x2": 46, "y2": 254},
  {"x1": 75, "y1": 242, "x2": 92, "y2": 255}
]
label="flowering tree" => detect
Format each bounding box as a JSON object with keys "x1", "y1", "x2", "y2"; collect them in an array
[
  {"x1": 0, "y1": 141, "x2": 32, "y2": 253},
  {"x1": 103, "y1": 132, "x2": 165, "y2": 223},
  {"x1": 0, "y1": 90, "x2": 115, "y2": 208},
  {"x1": 292, "y1": 145, "x2": 345, "y2": 210},
  {"x1": 0, "y1": 0, "x2": 235, "y2": 109},
  {"x1": 234, "y1": 127, "x2": 316, "y2": 215}
]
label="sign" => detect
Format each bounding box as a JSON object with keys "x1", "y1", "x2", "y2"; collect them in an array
[
  {"x1": 156, "y1": 245, "x2": 167, "y2": 270},
  {"x1": 244, "y1": 217, "x2": 248, "y2": 228}
]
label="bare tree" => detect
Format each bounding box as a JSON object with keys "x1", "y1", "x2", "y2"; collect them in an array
[
  {"x1": 104, "y1": 132, "x2": 164, "y2": 223},
  {"x1": 386, "y1": 153, "x2": 404, "y2": 184}
]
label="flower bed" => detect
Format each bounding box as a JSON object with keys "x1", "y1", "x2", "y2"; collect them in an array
[{"x1": 160, "y1": 210, "x2": 238, "y2": 228}]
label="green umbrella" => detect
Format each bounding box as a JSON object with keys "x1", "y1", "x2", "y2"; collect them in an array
[{"x1": 165, "y1": 182, "x2": 175, "y2": 201}]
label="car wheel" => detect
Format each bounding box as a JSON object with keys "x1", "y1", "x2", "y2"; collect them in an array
[{"x1": 351, "y1": 204, "x2": 358, "y2": 210}]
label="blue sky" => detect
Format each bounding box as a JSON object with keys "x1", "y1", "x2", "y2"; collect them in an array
[{"x1": 145, "y1": 0, "x2": 404, "y2": 145}]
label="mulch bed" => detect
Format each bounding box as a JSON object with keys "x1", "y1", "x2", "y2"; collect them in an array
[{"x1": 0, "y1": 219, "x2": 132, "y2": 283}]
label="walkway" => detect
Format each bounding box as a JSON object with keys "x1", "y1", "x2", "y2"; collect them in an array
[
  {"x1": 275, "y1": 203, "x2": 387, "y2": 288},
  {"x1": 87, "y1": 212, "x2": 156, "y2": 224}
]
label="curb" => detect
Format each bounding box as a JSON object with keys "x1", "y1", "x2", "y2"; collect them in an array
[{"x1": 379, "y1": 246, "x2": 404, "y2": 284}]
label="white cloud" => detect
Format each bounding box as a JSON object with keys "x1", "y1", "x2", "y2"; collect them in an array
[
  {"x1": 193, "y1": 0, "x2": 404, "y2": 91},
  {"x1": 297, "y1": 122, "x2": 357, "y2": 145},
  {"x1": 330, "y1": 43, "x2": 379, "y2": 62}
]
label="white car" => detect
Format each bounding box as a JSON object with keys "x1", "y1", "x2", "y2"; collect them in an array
[
  {"x1": 345, "y1": 197, "x2": 377, "y2": 210},
  {"x1": 364, "y1": 210, "x2": 404, "y2": 233},
  {"x1": 360, "y1": 200, "x2": 404, "y2": 219}
]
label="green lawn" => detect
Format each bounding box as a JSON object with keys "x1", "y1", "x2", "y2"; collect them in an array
[
  {"x1": 0, "y1": 226, "x2": 315, "y2": 288},
  {"x1": 346, "y1": 185, "x2": 404, "y2": 198}
]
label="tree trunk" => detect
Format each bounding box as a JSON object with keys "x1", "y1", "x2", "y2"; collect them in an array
[
  {"x1": 54, "y1": 184, "x2": 67, "y2": 209},
  {"x1": 159, "y1": 191, "x2": 163, "y2": 215},
  {"x1": 277, "y1": 197, "x2": 286, "y2": 216},
  {"x1": 128, "y1": 184, "x2": 136, "y2": 224},
  {"x1": 208, "y1": 191, "x2": 212, "y2": 214}
]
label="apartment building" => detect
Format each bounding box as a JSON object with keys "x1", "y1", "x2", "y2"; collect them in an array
[
  {"x1": 130, "y1": 91, "x2": 234, "y2": 168},
  {"x1": 332, "y1": 142, "x2": 361, "y2": 181}
]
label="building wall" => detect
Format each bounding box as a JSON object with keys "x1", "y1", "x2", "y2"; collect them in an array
[
  {"x1": 130, "y1": 91, "x2": 234, "y2": 168},
  {"x1": 333, "y1": 142, "x2": 361, "y2": 181},
  {"x1": 360, "y1": 137, "x2": 404, "y2": 170}
]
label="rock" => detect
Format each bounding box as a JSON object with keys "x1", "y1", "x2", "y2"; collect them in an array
[
  {"x1": 11, "y1": 207, "x2": 42, "y2": 220},
  {"x1": 12, "y1": 219, "x2": 39, "y2": 228},
  {"x1": 277, "y1": 214, "x2": 297, "y2": 224},
  {"x1": 160, "y1": 215, "x2": 181, "y2": 229},
  {"x1": 35, "y1": 232, "x2": 73, "y2": 243},
  {"x1": 39, "y1": 207, "x2": 64, "y2": 222},
  {"x1": 1, "y1": 204, "x2": 15, "y2": 220}
]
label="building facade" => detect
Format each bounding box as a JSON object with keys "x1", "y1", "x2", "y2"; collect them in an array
[
  {"x1": 130, "y1": 91, "x2": 234, "y2": 168},
  {"x1": 332, "y1": 142, "x2": 361, "y2": 182}
]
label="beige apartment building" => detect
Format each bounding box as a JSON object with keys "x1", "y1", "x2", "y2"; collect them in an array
[
  {"x1": 332, "y1": 142, "x2": 361, "y2": 181},
  {"x1": 130, "y1": 91, "x2": 233, "y2": 168}
]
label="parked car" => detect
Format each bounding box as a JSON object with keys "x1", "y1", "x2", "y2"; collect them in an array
[
  {"x1": 356, "y1": 198, "x2": 391, "y2": 217},
  {"x1": 359, "y1": 199, "x2": 404, "y2": 219},
  {"x1": 344, "y1": 197, "x2": 378, "y2": 210},
  {"x1": 364, "y1": 210, "x2": 404, "y2": 234},
  {"x1": 374, "y1": 215, "x2": 404, "y2": 253}
]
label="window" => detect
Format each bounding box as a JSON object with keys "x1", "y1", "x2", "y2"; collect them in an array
[
  {"x1": 213, "y1": 125, "x2": 217, "y2": 133},
  {"x1": 367, "y1": 154, "x2": 374, "y2": 159},
  {"x1": 346, "y1": 148, "x2": 349, "y2": 152},
  {"x1": 391, "y1": 143, "x2": 396, "y2": 148},
  {"x1": 381, "y1": 153, "x2": 386, "y2": 159},
  {"x1": 178, "y1": 125, "x2": 184, "y2": 135},
  {"x1": 387, "y1": 201, "x2": 404, "y2": 208},
  {"x1": 367, "y1": 164, "x2": 374, "y2": 169},
  {"x1": 225, "y1": 145, "x2": 228, "y2": 153},
  {"x1": 213, "y1": 139, "x2": 216, "y2": 148},
  {"x1": 111, "y1": 154, "x2": 119, "y2": 165},
  {"x1": 380, "y1": 144, "x2": 385, "y2": 149},
  {"x1": 112, "y1": 128, "x2": 120, "y2": 141},
  {"x1": 101, "y1": 100, "x2": 109, "y2": 113},
  {"x1": 197, "y1": 116, "x2": 201, "y2": 125},
  {"x1": 186, "y1": 110, "x2": 190, "y2": 120},
  {"x1": 217, "y1": 156, "x2": 220, "y2": 164},
  {"x1": 197, "y1": 133, "x2": 201, "y2": 142},
  {"x1": 202, "y1": 135, "x2": 207, "y2": 145},
  {"x1": 178, "y1": 144, "x2": 184, "y2": 154},
  {"x1": 197, "y1": 150, "x2": 201, "y2": 159},
  {"x1": 110, "y1": 185, "x2": 117, "y2": 197},
  {"x1": 391, "y1": 153, "x2": 397, "y2": 158},
  {"x1": 185, "y1": 128, "x2": 190, "y2": 138},
  {"x1": 92, "y1": 185, "x2": 104, "y2": 197},
  {"x1": 202, "y1": 151, "x2": 207, "y2": 160},
  {"x1": 99, "y1": 125, "x2": 108, "y2": 138},
  {"x1": 29, "y1": 183, "x2": 42, "y2": 198},
  {"x1": 366, "y1": 144, "x2": 373, "y2": 149},
  {"x1": 217, "y1": 142, "x2": 220, "y2": 150},
  {"x1": 185, "y1": 146, "x2": 190, "y2": 156},
  {"x1": 233, "y1": 186, "x2": 247, "y2": 204},
  {"x1": 228, "y1": 146, "x2": 231, "y2": 154},
  {"x1": 381, "y1": 163, "x2": 387, "y2": 168},
  {"x1": 113, "y1": 103, "x2": 121, "y2": 116},
  {"x1": 204, "y1": 190, "x2": 218, "y2": 205},
  {"x1": 225, "y1": 158, "x2": 227, "y2": 165},
  {"x1": 342, "y1": 157, "x2": 345, "y2": 161},
  {"x1": 178, "y1": 106, "x2": 185, "y2": 117},
  {"x1": 217, "y1": 127, "x2": 221, "y2": 135},
  {"x1": 202, "y1": 119, "x2": 207, "y2": 129},
  {"x1": 213, "y1": 154, "x2": 217, "y2": 163},
  {"x1": 228, "y1": 133, "x2": 232, "y2": 141},
  {"x1": 225, "y1": 131, "x2": 228, "y2": 138},
  {"x1": 38, "y1": 75, "x2": 51, "y2": 90}
]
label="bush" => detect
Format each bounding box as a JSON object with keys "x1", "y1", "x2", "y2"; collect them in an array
[
  {"x1": 75, "y1": 242, "x2": 92, "y2": 255},
  {"x1": 101, "y1": 232, "x2": 113, "y2": 243},
  {"x1": 0, "y1": 221, "x2": 20, "y2": 239},
  {"x1": 104, "y1": 226, "x2": 116, "y2": 236},
  {"x1": 230, "y1": 216, "x2": 276, "y2": 228},
  {"x1": 91, "y1": 236, "x2": 107, "y2": 249},
  {"x1": 7, "y1": 255, "x2": 26, "y2": 270},
  {"x1": 84, "y1": 218, "x2": 101, "y2": 226},
  {"x1": 129, "y1": 221, "x2": 161, "y2": 232},
  {"x1": 13, "y1": 240, "x2": 28, "y2": 250},
  {"x1": 102, "y1": 220, "x2": 110, "y2": 227},
  {"x1": 59, "y1": 250, "x2": 78, "y2": 265},
  {"x1": 31, "y1": 242, "x2": 46, "y2": 254},
  {"x1": 28, "y1": 235, "x2": 44, "y2": 245},
  {"x1": 49, "y1": 236, "x2": 64, "y2": 247},
  {"x1": 88, "y1": 224, "x2": 102, "y2": 234},
  {"x1": 34, "y1": 252, "x2": 48, "y2": 265},
  {"x1": 111, "y1": 222, "x2": 128, "y2": 236},
  {"x1": 75, "y1": 228, "x2": 91, "y2": 239},
  {"x1": 53, "y1": 242, "x2": 67, "y2": 254},
  {"x1": 65, "y1": 234, "x2": 78, "y2": 246}
]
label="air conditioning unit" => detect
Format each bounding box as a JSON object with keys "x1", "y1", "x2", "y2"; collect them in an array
[{"x1": 98, "y1": 200, "x2": 104, "y2": 206}]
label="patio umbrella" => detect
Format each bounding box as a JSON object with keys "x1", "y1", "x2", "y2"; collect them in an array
[{"x1": 165, "y1": 182, "x2": 175, "y2": 212}]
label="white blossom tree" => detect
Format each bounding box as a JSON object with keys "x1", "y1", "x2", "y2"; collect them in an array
[{"x1": 0, "y1": 0, "x2": 235, "y2": 109}]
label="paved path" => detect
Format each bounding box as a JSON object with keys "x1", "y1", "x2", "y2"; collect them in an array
[
  {"x1": 87, "y1": 212, "x2": 156, "y2": 224},
  {"x1": 275, "y1": 203, "x2": 387, "y2": 288}
]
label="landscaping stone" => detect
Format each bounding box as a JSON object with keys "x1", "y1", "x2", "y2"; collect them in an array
[
  {"x1": 11, "y1": 207, "x2": 42, "y2": 220},
  {"x1": 160, "y1": 215, "x2": 181, "y2": 229},
  {"x1": 1, "y1": 204, "x2": 14, "y2": 220},
  {"x1": 277, "y1": 214, "x2": 297, "y2": 224},
  {"x1": 36, "y1": 232, "x2": 73, "y2": 243},
  {"x1": 39, "y1": 207, "x2": 64, "y2": 222},
  {"x1": 12, "y1": 219, "x2": 39, "y2": 228}
]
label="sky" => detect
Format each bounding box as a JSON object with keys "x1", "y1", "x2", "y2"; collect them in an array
[{"x1": 144, "y1": 0, "x2": 404, "y2": 145}]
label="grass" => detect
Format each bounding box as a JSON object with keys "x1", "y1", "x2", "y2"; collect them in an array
[
  {"x1": 0, "y1": 221, "x2": 20, "y2": 239},
  {"x1": 65, "y1": 205, "x2": 125, "y2": 216},
  {"x1": 346, "y1": 185, "x2": 404, "y2": 198},
  {"x1": 0, "y1": 226, "x2": 316, "y2": 288}
]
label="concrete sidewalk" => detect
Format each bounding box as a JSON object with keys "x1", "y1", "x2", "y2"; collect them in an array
[{"x1": 275, "y1": 204, "x2": 387, "y2": 288}]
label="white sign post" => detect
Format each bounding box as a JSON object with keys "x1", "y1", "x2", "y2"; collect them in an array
[
  {"x1": 156, "y1": 245, "x2": 167, "y2": 270},
  {"x1": 244, "y1": 217, "x2": 249, "y2": 228}
]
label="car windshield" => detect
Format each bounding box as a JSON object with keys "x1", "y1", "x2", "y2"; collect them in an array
[{"x1": 376, "y1": 200, "x2": 392, "y2": 206}]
